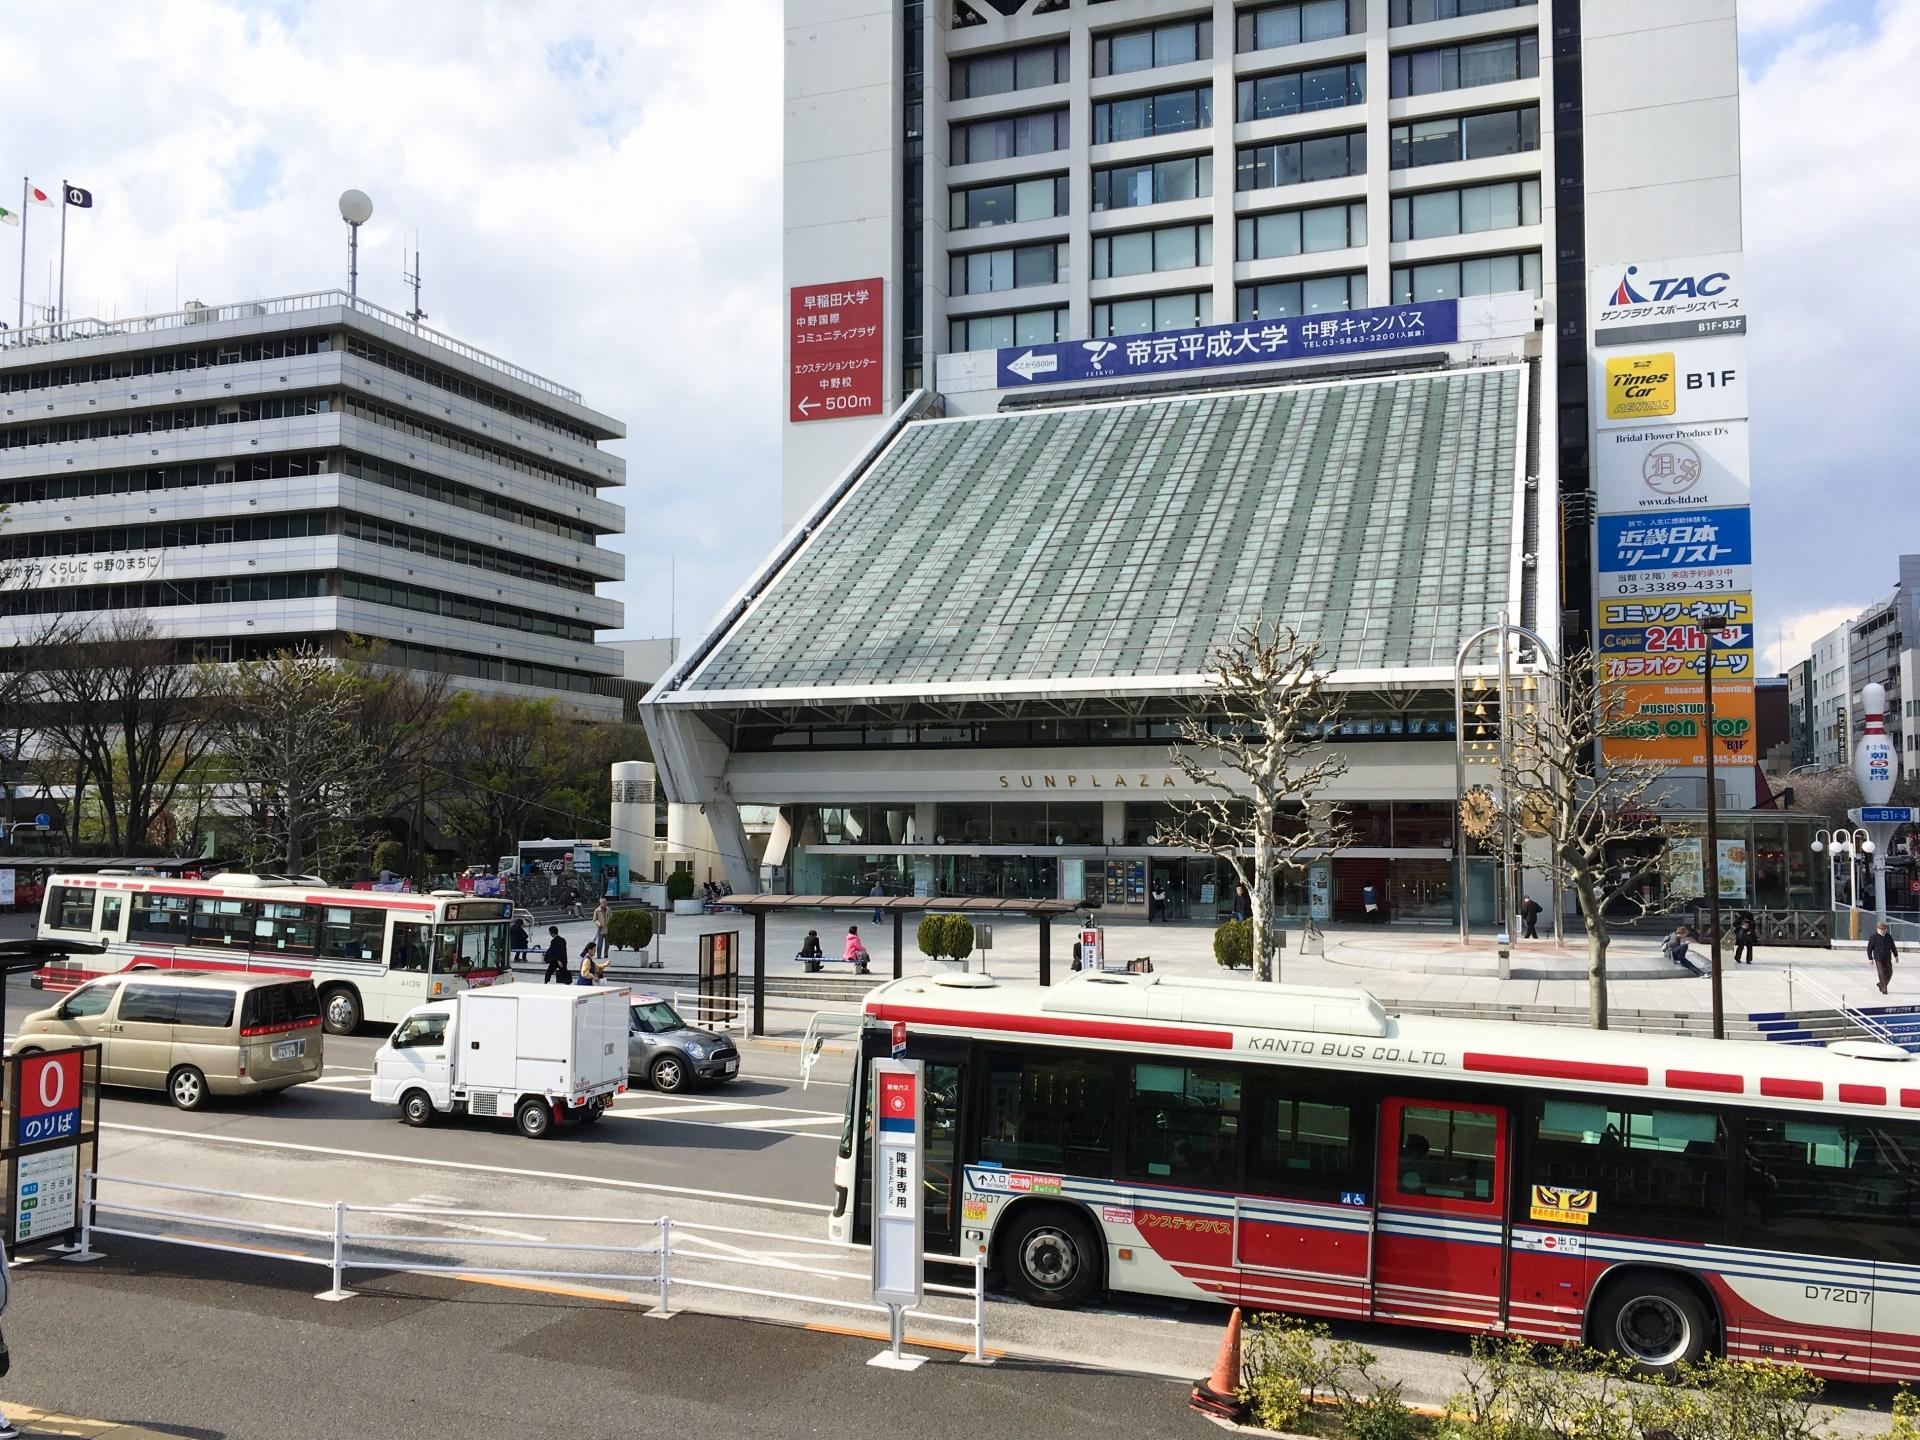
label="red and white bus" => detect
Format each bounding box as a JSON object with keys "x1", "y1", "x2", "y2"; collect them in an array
[
  {"x1": 830, "y1": 969, "x2": 1920, "y2": 1381},
  {"x1": 35, "y1": 872, "x2": 512, "y2": 1034}
]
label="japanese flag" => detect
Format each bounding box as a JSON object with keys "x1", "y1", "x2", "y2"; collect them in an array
[{"x1": 27, "y1": 185, "x2": 52, "y2": 206}]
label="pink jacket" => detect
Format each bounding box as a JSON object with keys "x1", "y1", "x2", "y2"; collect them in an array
[{"x1": 844, "y1": 933, "x2": 868, "y2": 961}]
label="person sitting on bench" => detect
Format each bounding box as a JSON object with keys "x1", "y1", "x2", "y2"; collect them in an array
[
  {"x1": 844, "y1": 925, "x2": 872, "y2": 975},
  {"x1": 798, "y1": 929, "x2": 825, "y2": 972}
]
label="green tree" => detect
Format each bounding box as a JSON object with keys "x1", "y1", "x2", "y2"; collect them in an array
[
  {"x1": 1212, "y1": 919, "x2": 1251, "y2": 969},
  {"x1": 436, "y1": 694, "x2": 570, "y2": 862}
]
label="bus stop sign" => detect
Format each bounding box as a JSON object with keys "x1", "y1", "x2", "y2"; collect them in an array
[{"x1": 870, "y1": 1058, "x2": 925, "y2": 1370}]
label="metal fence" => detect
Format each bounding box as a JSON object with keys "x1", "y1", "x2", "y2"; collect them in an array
[{"x1": 65, "y1": 1172, "x2": 986, "y2": 1363}]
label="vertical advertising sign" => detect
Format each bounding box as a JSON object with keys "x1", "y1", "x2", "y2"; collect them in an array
[
  {"x1": 789, "y1": 278, "x2": 885, "y2": 423},
  {"x1": 870, "y1": 1058, "x2": 925, "y2": 1368},
  {"x1": 1587, "y1": 253, "x2": 1752, "y2": 768}
]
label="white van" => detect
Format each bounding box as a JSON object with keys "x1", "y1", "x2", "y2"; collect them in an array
[{"x1": 371, "y1": 983, "x2": 628, "y2": 1138}]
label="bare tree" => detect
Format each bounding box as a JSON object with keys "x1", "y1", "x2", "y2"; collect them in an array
[
  {"x1": 201, "y1": 647, "x2": 377, "y2": 878},
  {"x1": 1463, "y1": 650, "x2": 1682, "y2": 1029},
  {"x1": 1155, "y1": 621, "x2": 1349, "y2": 981}
]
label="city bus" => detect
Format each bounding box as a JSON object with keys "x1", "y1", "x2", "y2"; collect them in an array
[
  {"x1": 34, "y1": 871, "x2": 512, "y2": 1034},
  {"x1": 830, "y1": 969, "x2": 1920, "y2": 1382}
]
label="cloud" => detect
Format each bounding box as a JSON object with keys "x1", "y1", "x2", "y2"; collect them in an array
[
  {"x1": 0, "y1": 0, "x2": 783, "y2": 652},
  {"x1": 1762, "y1": 602, "x2": 1860, "y2": 672},
  {"x1": 1743, "y1": 2, "x2": 1920, "y2": 662}
]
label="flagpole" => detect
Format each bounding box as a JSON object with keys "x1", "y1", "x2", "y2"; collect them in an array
[
  {"x1": 16, "y1": 177, "x2": 25, "y2": 332},
  {"x1": 56, "y1": 178, "x2": 67, "y2": 336}
]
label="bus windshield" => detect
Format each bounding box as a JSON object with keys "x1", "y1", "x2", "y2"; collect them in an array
[{"x1": 430, "y1": 922, "x2": 508, "y2": 974}]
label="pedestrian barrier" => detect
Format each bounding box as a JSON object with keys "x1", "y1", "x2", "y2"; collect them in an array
[{"x1": 64, "y1": 1171, "x2": 988, "y2": 1364}]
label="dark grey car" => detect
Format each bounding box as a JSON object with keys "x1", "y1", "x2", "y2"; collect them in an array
[{"x1": 628, "y1": 996, "x2": 739, "y2": 1093}]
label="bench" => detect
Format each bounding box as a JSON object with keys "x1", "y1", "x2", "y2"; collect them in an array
[{"x1": 798, "y1": 952, "x2": 873, "y2": 974}]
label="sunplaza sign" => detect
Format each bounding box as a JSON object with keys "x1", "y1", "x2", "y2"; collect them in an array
[{"x1": 991, "y1": 292, "x2": 1532, "y2": 390}]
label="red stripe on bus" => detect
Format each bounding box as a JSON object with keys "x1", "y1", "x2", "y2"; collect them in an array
[
  {"x1": 129, "y1": 955, "x2": 312, "y2": 979},
  {"x1": 1667, "y1": 1069, "x2": 1743, "y2": 1094},
  {"x1": 1840, "y1": 1083, "x2": 1888, "y2": 1106},
  {"x1": 868, "y1": 1003, "x2": 1233, "y2": 1052},
  {"x1": 1760, "y1": 1077, "x2": 1822, "y2": 1101},
  {"x1": 1462, "y1": 1053, "x2": 1647, "y2": 1086},
  {"x1": 1903, "y1": 1089, "x2": 1920, "y2": 1109},
  {"x1": 300, "y1": 894, "x2": 436, "y2": 910}
]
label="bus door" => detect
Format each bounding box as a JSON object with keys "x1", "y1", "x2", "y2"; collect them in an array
[
  {"x1": 1371, "y1": 1098, "x2": 1509, "y2": 1333},
  {"x1": 852, "y1": 1034, "x2": 967, "y2": 1257},
  {"x1": 387, "y1": 921, "x2": 433, "y2": 1004}
]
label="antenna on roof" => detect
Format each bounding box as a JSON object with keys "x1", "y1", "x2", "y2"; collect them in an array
[{"x1": 404, "y1": 234, "x2": 427, "y2": 324}]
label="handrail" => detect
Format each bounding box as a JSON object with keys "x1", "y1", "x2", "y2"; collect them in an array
[
  {"x1": 0, "y1": 289, "x2": 583, "y2": 403},
  {"x1": 1784, "y1": 966, "x2": 1908, "y2": 1049}
]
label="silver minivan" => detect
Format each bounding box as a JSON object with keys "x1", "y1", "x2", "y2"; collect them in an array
[{"x1": 12, "y1": 973, "x2": 325, "y2": 1109}]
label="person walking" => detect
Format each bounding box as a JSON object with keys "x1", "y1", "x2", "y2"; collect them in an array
[
  {"x1": 1150, "y1": 878, "x2": 1168, "y2": 924},
  {"x1": 1870, "y1": 921, "x2": 1899, "y2": 994},
  {"x1": 509, "y1": 917, "x2": 530, "y2": 960},
  {"x1": 1362, "y1": 883, "x2": 1382, "y2": 924},
  {"x1": 578, "y1": 941, "x2": 607, "y2": 986},
  {"x1": 1233, "y1": 884, "x2": 1252, "y2": 923},
  {"x1": 870, "y1": 880, "x2": 886, "y2": 924},
  {"x1": 1520, "y1": 895, "x2": 1542, "y2": 940},
  {"x1": 592, "y1": 896, "x2": 611, "y2": 959},
  {"x1": 1733, "y1": 910, "x2": 1757, "y2": 966},
  {"x1": 542, "y1": 926, "x2": 570, "y2": 984}
]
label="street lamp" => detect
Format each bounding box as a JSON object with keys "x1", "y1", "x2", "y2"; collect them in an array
[{"x1": 1811, "y1": 826, "x2": 1872, "y2": 915}]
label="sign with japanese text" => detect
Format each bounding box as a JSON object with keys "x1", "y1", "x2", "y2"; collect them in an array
[
  {"x1": 1594, "y1": 421, "x2": 1749, "y2": 513},
  {"x1": 1599, "y1": 680, "x2": 1757, "y2": 767},
  {"x1": 1663, "y1": 836, "x2": 1752, "y2": 900},
  {"x1": 870, "y1": 1059, "x2": 924, "y2": 1310},
  {"x1": 1597, "y1": 509, "x2": 1751, "y2": 576},
  {"x1": 995, "y1": 298, "x2": 1457, "y2": 389},
  {"x1": 0, "y1": 551, "x2": 162, "y2": 593},
  {"x1": 789, "y1": 277, "x2": 884, "y2": 424},
  {"x1": 1587, "y1": 251, "x2": 1746, "y2": 348},
  {"x1": 3, "y1": 1043, "x2": 98, "y2": 1251},
  {"x1": 16, "y1": 1052, "x2": 82, "y2": 1145},
  {"x1": 1597, "y1": 593, "x2": 1755, "y2": 684}
]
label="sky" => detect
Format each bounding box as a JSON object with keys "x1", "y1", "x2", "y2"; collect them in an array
[{"x1": 0, "y1": 0, "x2": 1910, "y2": 676}]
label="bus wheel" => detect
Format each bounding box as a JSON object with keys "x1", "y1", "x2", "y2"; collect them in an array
[
  {"x1": 1001, "y1": 1206, "x2": 1099, "y2": 1308},
  {"x1": 515, "y1": 1097, "x2": 553, "y2": 1139},
  {"x1": 320, "y1": 987, "x2": 361, "y2": 1036},
  {"x1": 168, "y1": 1066, "x2": 209, "y2": 1112},
  {"x1": 1593, "y1": 1273, "x2": 1712, "y2": 1376},
  {"x1": 401, "y1": 1090, "x2": 436, "y2": 1127}
]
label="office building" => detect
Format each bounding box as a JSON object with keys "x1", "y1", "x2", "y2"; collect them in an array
[
  {"x1": 642, "y1": 0, "x2": 1754, "y2": 913},
  {"x1": 0, "y1": 290, "x2": 627, "y2": 718}
]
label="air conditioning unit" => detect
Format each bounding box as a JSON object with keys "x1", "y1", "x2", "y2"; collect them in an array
[{"x1": 184, "y1": 300, "x2": 213, "y2": 324}]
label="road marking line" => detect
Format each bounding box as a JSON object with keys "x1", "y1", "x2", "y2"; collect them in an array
[
  {"x1": 611, "y1": 1101, "x2": 760, "y2": 1117},
  {"x1": 803, "y1": 1320, "x2": 1004, "y2": 1359},
  {"x1": 596, "y1": 1112, "x2": 836, "y2": 1142},
  {"x1": 718, "y1": 1115, "x2": 842, "y2": 1130},
  {"x1": 388, "y1": 1205, "x2": 546, "y2": 1242},
  {"x1": 451, "y1": 1272, "x2": 653, "y2": 1306},
  {"x1": 97, "y1": 1121, "x2": 832, "y2": 1211}
]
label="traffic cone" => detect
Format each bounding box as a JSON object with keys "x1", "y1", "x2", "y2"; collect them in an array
[{"x1": 1189, "y1": 1307, "x2": 1247, "y2": 1421}]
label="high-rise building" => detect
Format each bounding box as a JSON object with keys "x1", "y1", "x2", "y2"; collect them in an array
[
  {"x1": 1809, "y1": 618, "x2": 1853, "y2": 771},
  {"x1": 0, "y1": 291, "x2": 627, "y2": 718}
]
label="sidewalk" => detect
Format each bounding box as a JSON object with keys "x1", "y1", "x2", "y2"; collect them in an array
[
  {"x1": 0, "y1": 1405, "x2": 182, "y2": 1439},
  {"x1": 552, "y1": 908, "x2": 1910, "y2": 1024}
]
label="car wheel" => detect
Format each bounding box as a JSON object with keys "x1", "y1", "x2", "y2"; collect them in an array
[
  {"x1": 320, "y1": 987, "x2": 360, "y2": 1036},
  {"x1": 401, "y1": 1089, "x2": 435, "y2": 1127},
  {"x1": 1000, "y1": 1206, "x2": 1100, "y2": 1308},
  {"x1": 1593, "y1": 1273, "x2": 1712, "y2": 1377},
  {"x1": 650, "y1": 1055, "x2": 687, "y2": 1093},
  {"x1": 168, "y1": 1066, "x2": 209, "y2": 1112},
  {"x1": 515, "y1": 1097, "x2": 553, "y2": 1139}
]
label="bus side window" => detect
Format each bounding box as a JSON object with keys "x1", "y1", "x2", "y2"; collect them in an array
[
  {"x1": 978, "y1": 1048, "x2": 1117, "y2": 1179},
  {"x1": 99, "y1": 894, "x2": 124, "y2": 936},
  {"x1": 1244, "y1": 1075, "x2": 1364, "y2": 1203},
  {"x1": 1123, "y1": 1061, "x2": 1241, "y2": 1189},
  {"x1": 49, "y1": 885, "x2": 96, "y2": 932}
]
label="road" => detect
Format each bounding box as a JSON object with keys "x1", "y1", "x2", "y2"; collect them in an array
[{"x1": 0, "y1": 969, "x2": 1897, "y2": 1434}]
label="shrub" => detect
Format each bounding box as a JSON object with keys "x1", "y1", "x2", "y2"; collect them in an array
[
  {"x1": 917, "y1": 914, "x2": 976, "y2": 963},
  {"x1": 1630, "y1": 1356, "x2": 1829, "y2": 1440},
  {"x1": 606, "y1": 908, "x2": 654, "y2": 952},
  {"x1": 372, "y1": 839, "x2": 407, "y2": 876},
  {"x1": 1446, "y1": 1338, "x2": 1637, "y2": 1440},
  {"x1": 1213, "y1": 919, "x2": 1252, "y2": 969},
  {"x1": 942, "y1": 914, "x2": 975, "y2": 961},
  {"x1": 665, "y1": 870, "x2": 695, "y2": 902},
  {"x1": 1894, "y1": 1390, "x2": 1920, "y2": 1440}
]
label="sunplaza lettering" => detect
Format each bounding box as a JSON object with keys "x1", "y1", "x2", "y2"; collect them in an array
[
  {"x1": 1244, "y1": 1036, "x2": 1449, "y2": 1067},
  {"x1": 995, "y1": 298, "x2": 1458, "y2": 388},
  {"x1": 998, "y1": 772, "x2": 1178, "y2": 790}
]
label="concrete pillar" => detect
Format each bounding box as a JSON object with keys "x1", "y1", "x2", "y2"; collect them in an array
[{"x1": 610, "y1": 760, "x2": 657, "y2": 883}]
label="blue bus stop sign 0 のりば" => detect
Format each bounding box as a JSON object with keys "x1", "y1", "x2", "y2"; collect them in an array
[
  {"x1": 870, "y1": 1058, "x2": 925, "y2": 1371},
  {"x1": 4, "y1": 1044, "x2": 102, "y2": 1252}
]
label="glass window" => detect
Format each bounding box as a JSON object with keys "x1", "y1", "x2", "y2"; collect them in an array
[
  {"x1": 1095, "y1": 296, "x2": 1156, "y2": 336},
  {"x1": 1236, "y1": 63, "x2": 1362, "y2": 121},
  {"x1": 50, "y1": 885, "x2": 95, "y2": 931},
  {"x1": 1013, "y1": 243, "x2": 1060, "y2": 288},
  {"x1": 980, "y1": 1048, "x2": 1116, "y2": 1178},
  {"x1": 953, "y1": 41, "x2": 1067, "y2": 100},
  {"x1": 1154, "y1": 224, "x2": 1198, "y2": 270},
  {"x1": 1300, "y1": 204, "x2": 1349, "y2": 252},
  {"x1": 318, "y1": 906, "x2": 384, "y2": 962},
  {"x1": 129, "y1": 891, "x2": 192, "y2": 943},
  {"x1": 430, "y1": 922, "x2": 506, "y2": 975},
  {"x1": 1391, "y1": 106, "x2": 1539, "y2": 169},
  {"x1": 118, "y1": 984, "x2": 182, "y2": 1025},
  {"x1": 1125, "y1": 1062, "x2": 1242, "y2": 1188},
  {"x1": 1397, "y1": 1105, "x2": 1498, "y2": 1202},
  {"x1": 253, "y1": 901, "x2": 316, "y2": 953},
  {"x1": 1095, "y1": 20, "x2": 1213, "y2": 78},
  {"x1": 1742, "y1": 1115, "x2": 1920, "y2": 1262},
  {"x1": 190, "y1": 896, "x2": 256, "y2": 949},
  {"x1": 392, "y1": 1012, "x2": 449, "y2": 1049},
  {"x1": 60, "y1": 982, "x2": 117, "y2": 1020},
  {"x1": 1102, "y1": 229, "x2": 1154, "y2": 277},
  {"x1": 173, "y1": 989, "x2": 237, "y2": 1029},
  {"x1": 1239, "y1": 0, "x2": 1351, "y2": 51},
  {"x1": 241, "y1": 981, "x2": 319, "y2": 1031},
  {"x1": 1245, "y1": 1075, "x2": 1362, "y2": 1201},
  {"x1": 100, "y1": 894, "x2": 123, "y2": 936},
  {"x1": 1392, "y1": 0, "x2": 1525, "y2": 21},
  {"x1": 1530, "y1": 1098, "x2": 1729, "y2": 1241}
]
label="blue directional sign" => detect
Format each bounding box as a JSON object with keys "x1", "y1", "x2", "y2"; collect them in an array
[
  {"x1": 1856, "y1": 807, "x2": 1918, "y2": 825},
  {"x1": 1597, "y1": 508, "x2": 1753, "y2": 573},
  {"x1": 995, "y1": 299, "x2": 1459, "y2": 389}
]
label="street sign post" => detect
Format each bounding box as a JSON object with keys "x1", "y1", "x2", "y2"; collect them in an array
[
  {"x1": 1079, "y1": 926, "x2": 1104, "y2": 972},
  {"x1": 1855, "y1": 807, "x2": 1918, "y2": 826},
  {"x1": 869, "y1": 1058, "x2": 925, "y2": 1371},
  {"x1": 2, "y1": 1044, "x2": 101, "y2": 1254},
  {"x1": 890, "y1": 1020, "x2": 907, "y2": 1058}
]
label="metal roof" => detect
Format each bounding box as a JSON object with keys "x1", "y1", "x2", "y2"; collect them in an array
[{"x1": 670, "y1": 365, "x2": 1527, "y2": 707}]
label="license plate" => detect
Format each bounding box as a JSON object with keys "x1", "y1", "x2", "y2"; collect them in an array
[
  {"x1": 723, "y1": 1059, "x2": 738, "y2": 1075},
  {"x1": 271, "y1": 1039, "x2": 306, "y2": 1061}
]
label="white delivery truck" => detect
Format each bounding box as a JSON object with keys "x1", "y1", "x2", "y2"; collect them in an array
[{"x1": 372, "y1": 982, "x2": 629, "y2": 1138}]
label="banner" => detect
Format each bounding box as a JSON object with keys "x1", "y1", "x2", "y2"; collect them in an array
[
  {"x1": 1597, "y1": 593, "x2": 1754, "y2": 684},
  {"x1": 1593, "y1": 341, "x2": 1748, "y2": 429},
  {"x1": 1594, "y1": 420, "x2": 1749, "y2": 513},
  {"x1": 1662, "y1": 836, "x2": 1751, "y2": 900},
  {"x1": 1599, "y1": 680, "x2": 1757, "y2": 767}
]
